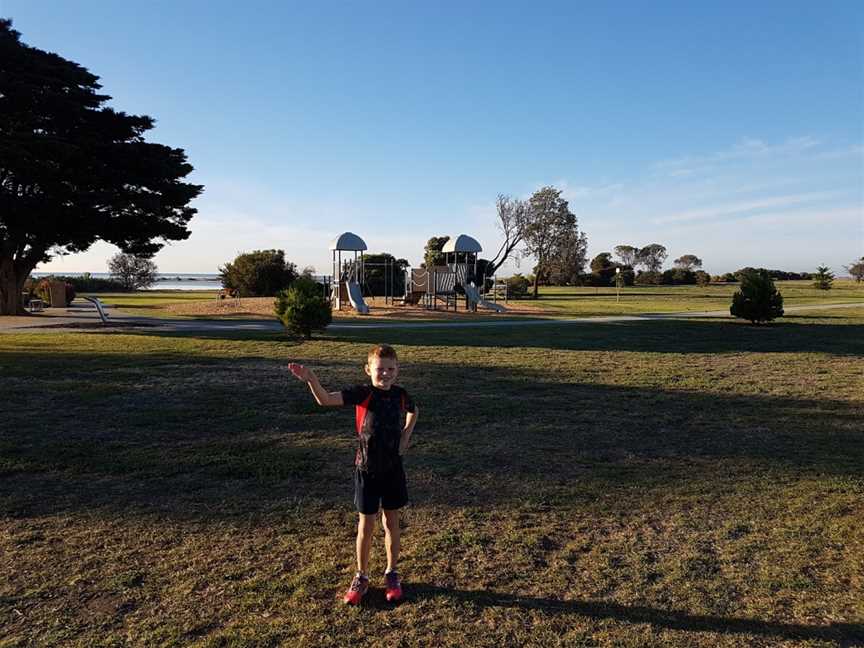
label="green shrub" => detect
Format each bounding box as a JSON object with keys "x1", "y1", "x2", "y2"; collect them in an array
[
  {"x1": 730, "y1": 269, "x2": 784, "y2": 324},
  {"x1": 658, "y1": 269, "x2": 697, "y2": 285},
  {"x1": 361, "y1": 253, "x2": 408, "y2": 296},
  {"x1": 672, "y1": 268, "x2": 696, "y2": 284},
  {"x1": 505, "y1": 274, "x2": 530, "y2": 299},
  {"x1": 69, "y1": 273, "x2": 127, "y2": 292},
  {"x1": 589, "y1": 253, "x2": 617, "y2": 286},
  {"x1": 618, "y1": 267, "x2": 635, "y2": 286},
  {"x1": 634, "y1": 270, "x2": 663, "y2": 286},
  {"x1": 695, "y1": 270, "x2": 711, "y2": 286},
  {"x1": 274, "y1": 277, "x2": 332, "y2": 339},
  {"x1": 48, "y1": 273, "x2": 127, "y2": 292},
  {"x1": 812, "y1": 265, "x2": 834, "y2": 290},
  {"x1": 220, "y1": 249, "x2": 297, "y2": 297}
]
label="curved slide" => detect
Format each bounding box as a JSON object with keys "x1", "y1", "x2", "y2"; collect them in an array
[
  {"x1": 464, "y1": 283, "x2": 506, "y2": 313},
  {"x1": 346, "y1": 281, "x2": 370, "y2": 314}
]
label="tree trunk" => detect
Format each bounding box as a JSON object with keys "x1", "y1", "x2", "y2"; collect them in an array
[
  {"x1": 532, "y1": 263, "x2": 541, "y2": 300},
  {"x1": 0, "y1": 256, "x2": 32, "y2": 316}
]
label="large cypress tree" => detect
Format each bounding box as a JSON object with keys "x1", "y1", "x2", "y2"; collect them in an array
[{"x1": 0, "y1": 19, "x2": 202, "y2": 314}]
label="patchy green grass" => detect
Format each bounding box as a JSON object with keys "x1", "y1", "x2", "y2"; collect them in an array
[
  {"x1": 531, "y1": 279, "x2": 864, "y2": 318},
  {"x1": 79, "y1": 290, "x2": 219, "y2": 317},
  {"x1": 0, "y1": 309, "x2": 862, "y2": 646}
]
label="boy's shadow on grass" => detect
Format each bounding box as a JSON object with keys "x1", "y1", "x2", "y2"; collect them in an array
[
  {"x1": 385, "y1": 584, "x2": 864, "y2": 645},
  {"x1": 2, "y1": 350, "x2": 863, "y2": 519},
  {"x1": 327, "y1": 317, "x2": 864, "y2": 357}
]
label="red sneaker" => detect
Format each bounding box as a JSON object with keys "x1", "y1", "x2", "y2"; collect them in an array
[
  {"x1": 343, "y1": 573, "x2": 369, "y2": 605},
  {"x1": 384, "y1": 571, "x2": 402, "y2": 602}
]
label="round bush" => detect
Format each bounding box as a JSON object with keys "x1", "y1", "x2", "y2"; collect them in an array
[
  {"x1": 274, "y1": 277, "x2": 332, "y2": 339},
  {"x1": 220, "y1": 249, "x2": 297, "y2": 297},
  {"x1": 505, "y1": 274, "x2": 530, "y2": 299},
  {"x1": 634, "y1": 270, "x2": 663, "y2": 286},
  {"x1": 730, "y1": 270, "x2": 784, "y2": 324}
]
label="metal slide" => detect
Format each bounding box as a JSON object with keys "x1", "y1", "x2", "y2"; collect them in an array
[
  {"x1": 464, "y1": 283, "x2": 506, "y2": 312},
  {"x1": 346, "y1": 281, "x2": 370, "y2": 314}
]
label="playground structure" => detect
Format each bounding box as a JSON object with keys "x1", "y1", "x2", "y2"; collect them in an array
[
  {"x1": 329, "y1": 232, "x2": 369, "y2": 314},
  {"x1": 406, "y1": 235, "x2": 507, "y2": 313},
  {"x1": 328, "y1": 231, "x2": 507, "y2": 315}
]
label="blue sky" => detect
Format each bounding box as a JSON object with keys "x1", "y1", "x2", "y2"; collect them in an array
[{"x1": 6, "y1": 0, "x2": 863, "y2": 275}]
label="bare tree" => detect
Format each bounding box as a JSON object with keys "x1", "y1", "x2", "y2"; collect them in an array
[{"x1": 487, "y1": 195, "x2": 529, "y2": 276}]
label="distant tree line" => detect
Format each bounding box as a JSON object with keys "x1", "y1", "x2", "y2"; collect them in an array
[
  {"x1": 361, "y1": 253, "x2": 409, "y2": 297},
  {"x1": 714, "y1": 268, "x2": 812, "y2": 283}
]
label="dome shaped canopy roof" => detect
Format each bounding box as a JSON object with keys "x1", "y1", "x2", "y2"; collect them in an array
[
  {"x1": 329, "y1": 232, "x2": 367, "y2": 251},
  {"x1": 441, "y1": 234, "x2": 482, "y2": 253}
]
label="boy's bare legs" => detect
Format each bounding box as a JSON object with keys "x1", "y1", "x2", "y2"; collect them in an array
[
  {"x1": 356, "y1": 513, "x2": 376, "y2": 574},
  {"x1": 382, "y1": 508, "x2": 400, "y2": 572}
]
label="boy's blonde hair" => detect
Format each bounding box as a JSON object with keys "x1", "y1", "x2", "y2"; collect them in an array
[{"x1": 367, "y1": 344, "x2": 398, "y2": 363}]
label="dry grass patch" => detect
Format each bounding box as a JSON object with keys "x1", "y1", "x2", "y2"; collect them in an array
[{"x1": 1, "y1": 314, "x2": 862, "y2": 646}]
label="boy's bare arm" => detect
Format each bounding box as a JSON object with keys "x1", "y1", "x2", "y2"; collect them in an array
[
  {"x1": 287, "y1": 363, "x2": 344, "y2": 407},
  {"x1": 400, "y1": 407, "x2": 419, "y2": 455}
]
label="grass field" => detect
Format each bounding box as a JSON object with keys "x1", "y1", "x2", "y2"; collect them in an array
[
  {"x1": 1, "y1": 304, "x2": 863, "y2": 646},
  {"x1": 534, "y1": 280, "x2": 864, "y2": 317},
  {"x1": 91, "y1": 279, "x2": 864, "y2": 323},
  {"x1": 87, "y1": 291, "x2": 219, "y2": 317}
]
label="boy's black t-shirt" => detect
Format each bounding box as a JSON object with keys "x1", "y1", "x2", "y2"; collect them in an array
[{"x1": 341, "y1": 384, "x2": 416, "y2": 475}]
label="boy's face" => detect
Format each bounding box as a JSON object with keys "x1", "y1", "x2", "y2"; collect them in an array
[{"x1": 365, "y1": 355, "x2": 399, "y2": 390}]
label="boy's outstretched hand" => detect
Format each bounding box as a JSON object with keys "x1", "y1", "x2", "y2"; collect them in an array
[{"x1": 288, "y1": 362, "x2": 313, "y2": 382}]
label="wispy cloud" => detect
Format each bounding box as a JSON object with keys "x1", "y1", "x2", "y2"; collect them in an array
[
  {"x1": 654, "y1": 191, "x2": 841, "y2": 225},
  {"x1": 554, "y1": 135, "x2": 861, "y2": 273},
  {"x1": 813, "y1": 144, "x2": 864, "y2": 160},
  {"x1": 654, "y1": 136, "x2": 823, "y2": 178},
  {"x1": 737, "y1": 205, "x2": 862, "y2": 227}
]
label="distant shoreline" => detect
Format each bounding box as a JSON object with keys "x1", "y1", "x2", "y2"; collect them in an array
[{"x1": 32, "y1": 272, "x2": 220, "y2": 281}]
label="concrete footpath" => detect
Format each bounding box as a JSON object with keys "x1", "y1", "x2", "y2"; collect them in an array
[{"x1": 1, "y1": 300, "x2": 861, "y2": 334}]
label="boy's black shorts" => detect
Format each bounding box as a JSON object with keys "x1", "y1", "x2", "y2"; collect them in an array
[{"x1": 354, "y1": 462, "x2": 408, "y2": 514}]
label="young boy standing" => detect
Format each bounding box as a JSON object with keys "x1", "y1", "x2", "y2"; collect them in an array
[{"x1": 288, "y1": 344, "x2": 419, "y2": 605}]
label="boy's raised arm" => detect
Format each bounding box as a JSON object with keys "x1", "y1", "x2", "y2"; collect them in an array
[{"x1": 288, "y1": 363, "x2": 344, "y2": 407}]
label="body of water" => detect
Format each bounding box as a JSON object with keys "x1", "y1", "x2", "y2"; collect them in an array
[{"x1": 31, "y1": 272, "x2": 223, "y2": 291}]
